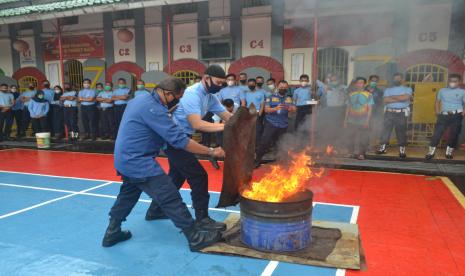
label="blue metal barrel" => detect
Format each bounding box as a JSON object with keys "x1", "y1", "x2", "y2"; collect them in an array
[{"x1": 240, "y1": 191, "x2": 313, "y2": 252}]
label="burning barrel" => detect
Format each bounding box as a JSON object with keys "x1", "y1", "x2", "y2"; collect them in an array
[{"x1": 240, "y1": 191, "x2": 313, "y2": 252}]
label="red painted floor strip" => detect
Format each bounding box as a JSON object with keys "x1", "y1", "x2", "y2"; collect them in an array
[{"x1": 1, "y1": 148, "x2": 464, "y2": 275}]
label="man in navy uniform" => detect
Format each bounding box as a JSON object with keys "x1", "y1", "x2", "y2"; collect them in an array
[
  {"x1": 145, "y1": 65, "x2": 232, "y2": 231},
  {"x1": 255, "y1": 80, "x2": 296, "y2": 168},
  {"x1": 425, "y1": 74, "x2": 465, "y2": 160},
  {"x1": 102, "y1": 77, "x2": 225, "y2": 251}
]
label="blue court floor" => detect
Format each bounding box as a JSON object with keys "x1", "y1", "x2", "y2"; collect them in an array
[{"x1": 0, "y1": 171, "x2": 359, "y2": 276}]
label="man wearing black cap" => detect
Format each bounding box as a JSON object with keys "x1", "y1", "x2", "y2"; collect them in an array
[
  {"x1": 145, "y1": 65, "x2": 232, "y2": 231},
  {"x1": 102, "y1": 76, "x2": 225, "y2": 251}
]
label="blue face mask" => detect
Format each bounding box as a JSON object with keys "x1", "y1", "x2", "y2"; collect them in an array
[{"x1": 206, "y1": 78, "x2": 223, "y2": 94}]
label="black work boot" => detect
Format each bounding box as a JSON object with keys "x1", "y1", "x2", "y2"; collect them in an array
[
  {"x1": 145, "y1": 202, "x2": 169, "y2": 221},
  {"x1": 183, "y1": 224, "x2": 223, "y2": 252},
  {"x1": 102, "y1": 219, "x2": 132, "y2": 247},
  {"x1": 195, "y1": 209, "x2": 227, "y2": 231}
]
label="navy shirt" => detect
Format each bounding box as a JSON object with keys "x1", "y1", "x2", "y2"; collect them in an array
[
  {"x1": 265, "y1": 93, "x2": 294, "y2": 128},
  {"x1": 114, "y1": 93, "x2": 190, "y2": 178}
]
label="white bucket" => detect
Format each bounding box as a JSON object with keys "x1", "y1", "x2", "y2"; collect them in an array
[{"x1": 35, "y1": 132, "x2": 51, "y2": 149}]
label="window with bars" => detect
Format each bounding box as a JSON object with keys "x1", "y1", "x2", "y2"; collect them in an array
[
  {"x1": 18, "y1": 76, "x2": 37, "y2": 93},
  {"x1": 317, "y1": 48, "x2": 349, "y2": 85},
  {"x1": 173, "y1": 70, "x2": 199, "y2": 86},
  {"x1": 64, "y1": 60, "x2": 83, "y2": 91},
  {"x1": 404, "y1": 63, "x2": 448, "y2": 91}
]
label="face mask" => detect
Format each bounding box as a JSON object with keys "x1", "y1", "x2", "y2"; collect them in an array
[
  {"x1": 370, "y1": 82, "x2": 377, "y2": 88},
  {"x1": 83, "y1": 83, "x2": 90, "y2": 89},
  {"x1": 300, "y1": 81, "x2": 309, "y2": 87},
  {"x1": 393, "y1": 80, "x2": 401, "y2": 86},
  {"x1": 104, "y1": 85, "x2": 112, "y2": 91},
  {"x1": 29, "y1": 86, "x2": 35, "y2": 90},
  {"x1": 248, "y1": 85, "x2": 256, "y2": 91},
  {"x1": 278, "y1": 89, "x2": 287, "y2": 95},
  {"x1": 449, "y1": 82, "x2": 458, "y2": 89},
  {"x1": 205, "y1": 78, "x2": 223, "y2": 94},
  {"x1": 118, "y1": 84, "x2": 126, "y2": 88},
  {"x1": 267, "y1": 84, "x2": 275, "y2": 90},
  {"x1": 11, "y1": 88, "x2": 17, "y2": 92},
  {"x1": 256, "y1": 82, "x2": 263, "y2": 88},
  {"x1": 38, "y1": 95, "x2": 44, "y2": 99},
  {"x1": 227, "y1": 80, "x2": 235, "y2": 87},
  {"x1": 44, "y1": 83, "x2": 50, "y2": 89},
  {"x1": 137, "y1": 84, "x2": 145, "y2": 90},
  {"x1": 54, "y1": 89, "x2": 61, "y2": 93},
  {"x1": 240, "y1": 79, "x2": 247, "y2": 85}
]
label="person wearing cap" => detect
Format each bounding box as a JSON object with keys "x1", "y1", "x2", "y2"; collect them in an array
[
  {"x1": 425, "y1": 74, "x2": 465, "y2": 160},
  {"x1": 102, "y1": 76, "x2": 225, "y2": 251},
  {"x1": 145, "y1": 65, "x2": 232, "y2": 231}
]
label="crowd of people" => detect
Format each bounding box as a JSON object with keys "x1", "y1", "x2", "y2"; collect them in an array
[{"x1": 0, "y1": 69, "x2": 464, "y2": 161}]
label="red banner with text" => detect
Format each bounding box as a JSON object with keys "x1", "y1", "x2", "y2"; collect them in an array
[{"x1": 43, "y1": 33, "x2": 104, "y2": 61}]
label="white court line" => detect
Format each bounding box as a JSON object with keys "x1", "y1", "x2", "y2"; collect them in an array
[
  {"x1": 261, "y1": 261, "x2": 279, "y2": 276},
  {"x1": 0, "y1": 182, "x2": 240, "y2": 214},
  {"x1": 0, "y1": 181, "x2": 113, "y2": 219}
]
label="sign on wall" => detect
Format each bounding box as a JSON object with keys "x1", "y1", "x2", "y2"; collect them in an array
[
  {"x1": 173, "y1": 23, "x2": 198, "y2": 60},
  {"x1": 17, "y1": 37, "x2": 37, "y2": 67},
  {"x1": 113, "y1": 28, "x2": 136, "y2": 63},
  {"x1": 43, "y1": 34, "x2": 104, "y2": 61},
  {"x1": 407, "y1": 3, "x2": 452, "y2": 51},
  {"x1": 145, "y1": 26, "x2": 163, "y2": 71},
  {"x1": 242, "y1": 17, "x2": 271, "y2": 57}
]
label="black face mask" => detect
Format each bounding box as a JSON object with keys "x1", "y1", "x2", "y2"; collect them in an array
[
  {"x1": 278, "y1": 89, "x2": 287, "y2": 95},
  {"x1": 29, "y1": 86, "x2": 35, "y2": 90},
  {"x1": 256, "y1": 82, "x2": 263, "y2": 88},
  {"x1": 240, "y1": 79, "x2": 247, "y2": 85},
  {"x1": 248, "y1": 85, "x2": 256, "y2": 91},
  {"x1": 205, "y1": 78, "x2": 223, "y2": 94},
  {"x1": 43, "y1": 83, "x2": 50, "y2": 89},
  {"x1": 167, "y1": 98, "x2": 178, "y2": 110}
]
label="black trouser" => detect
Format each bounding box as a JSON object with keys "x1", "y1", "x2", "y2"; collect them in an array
[
  {"x1": 80, "y1": 105, "x2": 97, "y2": 137},
  {"x1": 64, "y1": 107, "x2": 78, "y2": 132},
  {"x1": 255, "y1": 119, "x2": 287, "y2": 163},
  {"x1": 31, "y1": 117, "x2": 49, "y2": 133},
  {"x1": 10, "y1": 109, "x2": 22, "y2": 136},
  {"x1": 295, "y1": 105, "x2": 312, "y2": 131},
  {"x1": 201, "y1": 112, "x2": 214, "y2": 146},
  {"x1": 99, "y1": 107, "x2": 115, "y2": 138},
  {"x1": 379, "y1": 111, "x2": 408, "y2": 146},
  {"x1": 51, "y1": 105, "x2": 64, "y2": 137},
  {"x1": 109, "y1": 174, "x2": 194, "y2": 230},
  {"x1": 346, "y1": 123, "x2": 370, "y2": 155},
  {"x1": 150, "y1": 144, "x2": 210, "y2": 213},
  {"x1": 0, "y1": 110, "x2": 13, "y2": 140},
  {"x1": 114, "y1": 104, "x2": 127, "y2": 134},
  {"x1": 430, "y1": 113, "x2": 463, "y2": 148},
  {"x1": 21, "y1": 107, "x2": 32, "y2": 136},
  {"x1": 47, "y1": 106, "x2": 54, "y2": 136}
]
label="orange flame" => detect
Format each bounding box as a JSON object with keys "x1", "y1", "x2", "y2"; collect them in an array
[
  {"x1": 242, "y1": 150, "x2": 324, "y2": 202},
  {"x1": 326, "y1": 145, "x2": 334, "y2": 155}
]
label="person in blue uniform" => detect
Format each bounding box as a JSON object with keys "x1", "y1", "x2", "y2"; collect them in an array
[
  {"x1": 145, "y1": 65, "x2": 232, "y2": 231},
  {"x1": 28, "y1": 90, "x2": 49, "y2": 133},
  {"x1": 112, "y1": 78, "x2": 131, "y2": 133},
  {"x1": 293, "y1": 74, "x2": 322, "y2": 131},
  {"x1": 255, "y1": 80, "x2": 296, "y2": 168},
  {"x1": 376, "y1": 73, "x2": 412, "y2": 158},
  {"x1": 78, "y1": 79, "x2": 97, "y2": 140},
  {"x1": 242, "y1": 78, "x2": 265, "y2": 146},
  {"x1": 425, "y1": 74, "x2": 465, "y2": 160},
  {"x1": 102, "y1": 77, "x2": 225, "y2": 251},
  {"x1": 0, "y1": 83, "x2": 14, "y2": 141},
  {"x1": 97, "y1": 82, "x2": 115, "y2": 140},
  {"x1": 61, "y1": 83, "x2": 79, "y2": 141},
  {"x1": 42, "y1": 80, "x2": 54, "y2": 136},
  {"x1": 134, "y1": 80, "x2": 150, "y2": 98},
  {"x1": 217, "y1": 74, "x2": 242, "y2": 106},
  {"x1": 50, "y1": 85, "x2": 64, "y2": 139},
  {"x1": 20, "y1": 82, "x2": 37, "y2": 137},
  {"x1": 8, "y1": 85, "x2": 22, "y2": 139}
]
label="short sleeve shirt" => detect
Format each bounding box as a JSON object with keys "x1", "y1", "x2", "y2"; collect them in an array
[
  {"x1": 436, "y1": 87, "x2": 465, "y2": 112},
  {"x1": 346, "y1": 90, "x2": 374, "y2": 125},
  {"x1": 264, "y1": 93, "x2": 294, "y2": 128},
  {"x1": 383, "y1": 86, "x2": 412, "y2": 109}
]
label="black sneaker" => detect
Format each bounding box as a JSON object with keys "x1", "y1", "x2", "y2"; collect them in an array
[
  {"x1": 183, "y1": 225, "x2": 223, "y2": 252},
  {"x1": 102, "y1": 219, "x2": 132, "y2": 247},
  {"x1": 195, "y1": 216, "x2": 227, "y2": 232}
]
